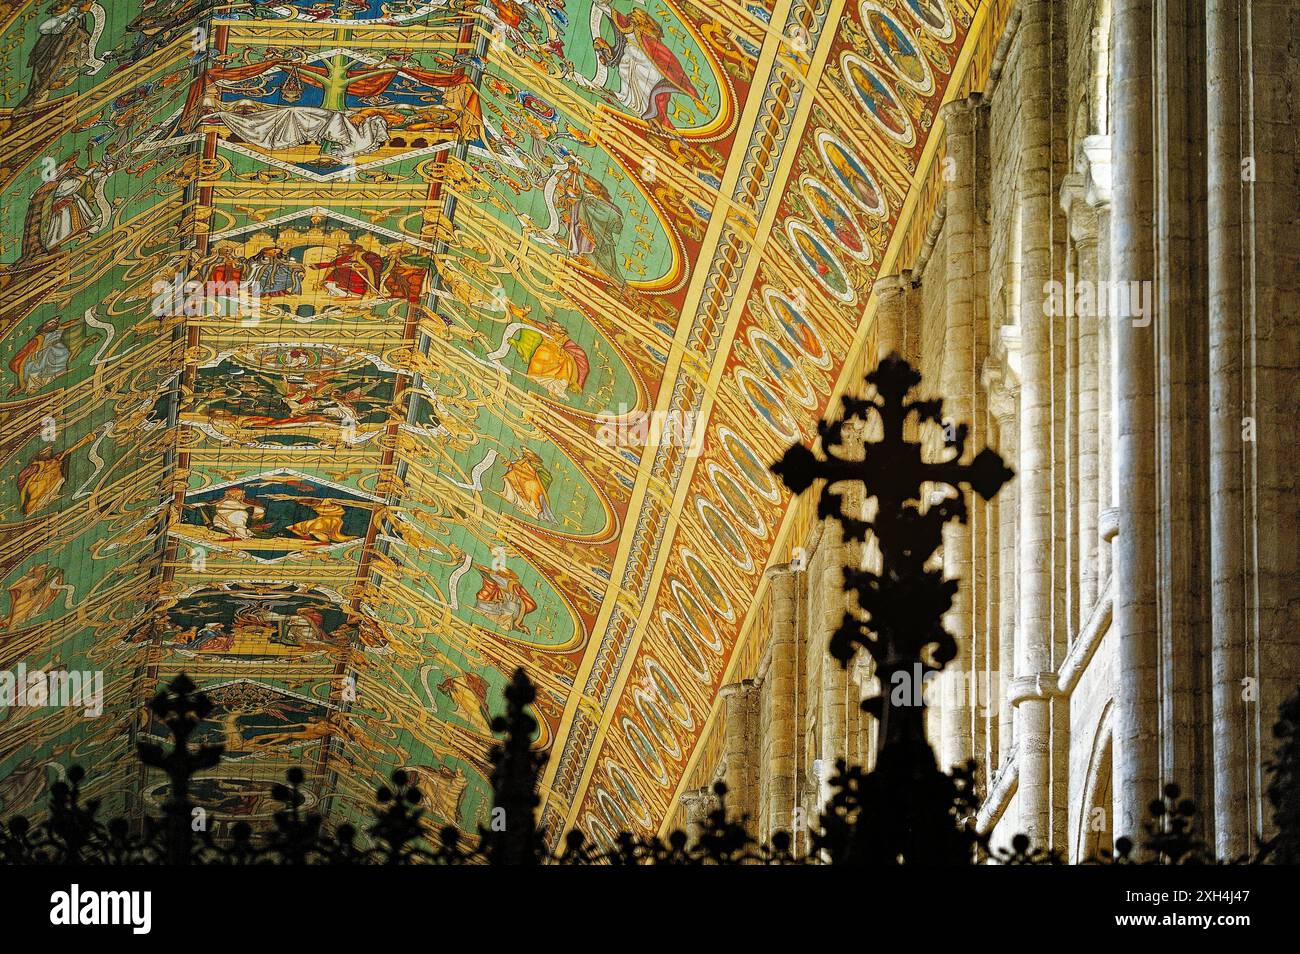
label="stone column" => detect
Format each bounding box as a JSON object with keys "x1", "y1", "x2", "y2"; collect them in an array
[
  {"x1": 873, "y1": 271, "x2": 912, "y2": 362},
  {"x1": 1046, "y1": 2, "x2": 1071, "y2": 852},
  {"x1": 874, "y1": 271, "x2": 920, "y2": 366},
  {"x1": 765, "y1": 567, "x2": 800, "y2": 841},
  {"x1": 818, "y1": 576, "x2": 848, "y2": 808},
  {"x1": 1063, "y1": 178, "x2": 1101, "y2": 616},
  {"x1": 1245, "y1": 0, "x2": 1300, "y2": 850},
  {"x1": 1205, "y1": 0, "x2": 1249, "y2": 857},
  {"x1": 985, "y1": 361, "x2": 1019, "y2": 766},
  {"x1": 1014, "y1": 0, "x2": 1055, "y2": 847},
  {"x1": 1206, "y1": 0, "x2": 1300, "y2": 856},
  {"x1": 1082, "y1": 137, "x2": 1113, "y2": 588},
  {"x1": 820, "y1": 420, "x2": 868, "y2": 791},
  {"x1": 1086, "y1": 133, "x2": 1118, "y2": 590},
  {"x1": 1092, "y1": 206, "x2": 1113, "y2": 586},
  {"x1": 680, "y1": 787, "x2": 716, "y2": 846},
  {"x1": 720, "y1": 680, "x2": 757, "y2": 823},
  {"x1": 852, "y1": 656, "x2": 876, "y2": 771},
  {"x1": 1058, "y1": 240, "x2": 1077, "y2": 643},
  {"x1": 939, "y1": 94, "x2": 981, "y2": 770},
  {"x1": 1110, "y1": 0, "x2": 1162, "y2": 843}
]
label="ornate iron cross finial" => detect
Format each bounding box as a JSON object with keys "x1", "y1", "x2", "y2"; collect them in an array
[
  {"x1": 771, "y1": 354, "x2": 1013, "y2": 750},
  {"x1": 484, "y1": 668, "x2": 547, "y2": 865},
  {"x1": 137, "y1": 674, "x2": 224, "y2": 864}
]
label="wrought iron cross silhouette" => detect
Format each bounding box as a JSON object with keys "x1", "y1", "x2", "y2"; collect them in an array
[
  {"x1": 137, "y1": 674, "x2": 224, "y2": 864},
  {"x1": 771, "y1": 354, "x2": 1013, "y2": 754}
]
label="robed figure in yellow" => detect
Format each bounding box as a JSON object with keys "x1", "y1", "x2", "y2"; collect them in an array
[
  {"x1": 17, "y1": 432, "x2": 96, "y2": 515},
  {"x1": 509, "y1": 320, "x2": 590, "y2": 400},
  {"x1": 287, "y1": 499, "x2": 353, "y2": 543},
  {"x1": 499, "y1": 449, "x2": 555, "y2": 522},
  {"x1": 2, "y1": 564, "x2": 67, "y2": 631}
]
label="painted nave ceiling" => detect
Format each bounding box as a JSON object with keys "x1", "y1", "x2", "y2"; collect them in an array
[{"x1": 0, "y1": 0, "x2": 981, "y2": 844}]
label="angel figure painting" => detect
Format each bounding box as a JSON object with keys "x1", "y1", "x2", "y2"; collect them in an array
[
  {"x1": 17, "y1": 1, "x2": 99, "y2": 109},
  {"x1": 16, "y1": 432, "x2": 96, "y2": 515},
  {"x1": 472, "y1": 564, "x2": 539, "y2": 635},
  {"x1": 505, "y1": 319, "x2": 591, "y2": 400},
  {"x1": 498, "y1": 448, "x2": 556, "y2": 523},
  {"x1": 2, "y1": 563, "x2": 70, "y2": 632},
  {"x1": 592, "y1": 2, "x2": 705, "y2": 132},
  {"x1": 20, "y1": 158, "x2": 110, "y2": 260},
  {"x1": 6, "y1": 316, "x2": 100, "y2": 394}
]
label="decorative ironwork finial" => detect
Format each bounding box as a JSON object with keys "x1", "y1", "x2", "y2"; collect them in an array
[
  {"x1": 771, "y1": 354, "x2": 1013, "y2": 749},
  {"x1": 484, "y1": 668, "x2": 547, "y2": 865},
  {"x1": 137, "y1": 674, "x2": 224, "y2": 864}
]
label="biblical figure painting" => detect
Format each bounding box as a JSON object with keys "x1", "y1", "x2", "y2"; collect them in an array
[
  {"x1": 816, "y1": 130, "x2": 887, "y2": 218},
  {"x1": 18, "y1": 157, "x2": 112, "y2": 260},
  {"x1": 142, "y1": 680, "x2": 338, "y2": 762},
  {"x1": 196, "y1": 223, "x2": 437, "y2": 319},
  {"x1": 471, "y1": 563, "x2": 540, "y2": 635},
  {"x1": 861, "y1": 2, "x2": 934, "y2": 95},
  {"x1": 746, "y1": 328, "x2": 816, "y2": 409},
  {"x1": 14, "y1": 432, "x2": 98, "y2": 516},
  {"x1": 483, "y1": 317, "x2": 594, "y2": 403},
  {"x1": 115, "y1": 0, "x2": 210, "y2": 67},
  {"x1": 144, "y1": 776, "x2": 319, "y2": 830},
  {"x1": 222, "y1": 1, "x2": 447, "y2": 23},
  {"x1": 786, "y1": 219, "x2": 855, "y2": 303},
  {"x1": 157, "y1": 585, "x2": 357, "y2": 661},
  {"x1": 1, "y1": 563, "x2": 72, "y2": 632},
  {"x1": 0, "y1": 759, "x2": 57, "y2": 817},
  {"x1": 588, "y1": 1, "x2": 706, "y2": 133},
  {"x1": 15, "y1": 0, "x2": 108, "y2": 109},
  {"x1": 540, "y1": 155, "x2": 628, "y2": 286},
  {"x1": 177, "y1": 472, "x2": 376, "y2": 562},
  {"x1": 801, "y1": 175, "x2": 872, "y2": 262},
  {"x1": 763, "y1": 287, "x2": 830, "y2": 368},
  {"x1": 903, "y1": 0, "x2": 954, "y2": 41},
  {"x1": 842, "y1": 53, "x2": 915, "y2": 146},
  {"x1": 187, "y1": 345, "x2": 396, "y2": 448},
  {"x1": 5, "y1": 314, "x2": 101, "y2": 394},
  {"x1": 187, "y1": 45, "x2": 483, "y2": 177}
]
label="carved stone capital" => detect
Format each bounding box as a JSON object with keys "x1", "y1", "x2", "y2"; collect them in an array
[
  {"x1": 873, "y1": 270, "x2": 914, "y2": 301},
  {"x1": 1060, "y1": 172, "x2": 1100, "y2": 245},
  {"x1": 995, "y1": 324, "x2": 1021, "y2": 378},
  {"x1": 680, "y1": 786, "x2": 713, "y2": 807},
  {"x1": 938, "y1": 91, "x2": 984, "y2": 124},
  {"x1": 982, "y1": 355, "x2": 1020, "y2": 424},
  {"x1": 1008, "y1": 672, "x2": 1060, "y2": 706},
  {"x1": 1059, "y1": 170, "x2": 1086, "y2": 214},
  {"x1": 679, "y1": 786, "x2": 717, "y2": 818},
  {"x1": 1080, "y1": 134, "x2": 1112, "y2": 208},
  {"x1": 1069, "y1": 204, "x2": 1100, "y2": 247},
  {"x1": 1099, "y1": 507, "x2": 1120, "y2": 543},
  {"x1": 719, "y1": 679, "x2": 756, "y2": 701}
]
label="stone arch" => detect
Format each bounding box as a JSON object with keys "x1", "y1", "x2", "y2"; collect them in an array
[{"x1": 1078, "y1": 701, "x2": 1114, "y2": 860}]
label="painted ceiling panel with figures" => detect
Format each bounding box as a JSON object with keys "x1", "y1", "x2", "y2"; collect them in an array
[{"x1": 0, "y1": 0, "x2": 983, "y2": 839}]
